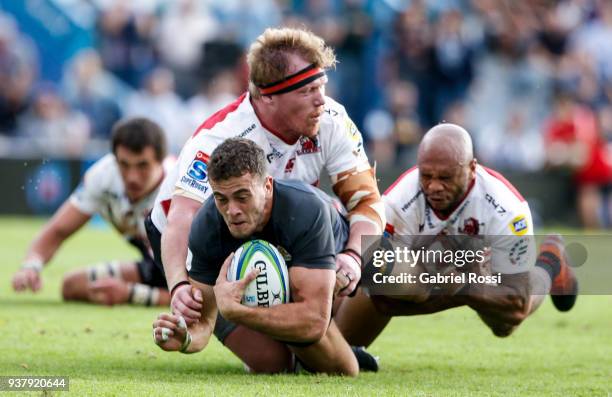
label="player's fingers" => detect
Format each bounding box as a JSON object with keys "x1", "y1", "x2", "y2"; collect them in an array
[
  {"x1": 173, "y1": 299, "x2": 201, "y2": 320},
  {"x1": 153, "y1": 327, "x2": 174, "y2": 343},
  {"x1": 239, "y1": 268, "x2": 260, "y2": 287},
  {"x1": 192, "y1": 287, "x2": 203, "y2": 303},
  {"x1": 157, "y1": 312, "x2": 179, "y2": 323},
  {"x1": 175, "y1": 288, "x2": 202, "y2": 311},
  {"x1": 154, "y1": 319, "x2": 178, "y2": 331},
  {"x1": 339, "y1": 277, "x2": 358, "y2": 297},
  {"x1": 12, "y1": 275, "x2": 24, "y2": 291},
  {"x1": 27, "y1": 272, "x2": 40, "y2": 292}
]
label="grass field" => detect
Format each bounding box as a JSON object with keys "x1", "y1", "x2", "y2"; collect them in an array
[{"x1": 0, "y1": 217, "x2": 611, "y2": 396}]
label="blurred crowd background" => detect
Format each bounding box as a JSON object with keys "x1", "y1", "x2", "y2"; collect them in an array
[{"x1": 1, "y1": 0, "x2": 611, "y2": 228}]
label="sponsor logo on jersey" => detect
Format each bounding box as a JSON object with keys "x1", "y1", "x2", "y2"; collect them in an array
[
  {"x1": 459, "y1": 217, "x2": 482, "y2": 236},
  {"x1": 324, "y1": 108, "x2": 339, "y2": 117},
  {"x1": 284, "y1": 155, "x2": 296, "y2": 174},
  {"x1": 187, "y1": 151, "x2": 209, "y2": 181},
  {"x1": 509, "y1": 237, "x2": 530, "y2": 265},
  {"x1": 296, "y1": 136, "x2": 321, "y2": 155},
  {"x1": 238, "y1": 123, "x2": 256, "y2": 138},
  {"x1": 180, "y1": 175, "x2": 208, "y2": 193},
  {"x1": 510, "y1": 215, "x2": 528, "y2": 235},
  {"x1": 345, "y1": 117, "x2": 364, "y2": 156},
  {"x1": 401, "y1": 190, "x2": 422, "y2": 212},
  {"x1": 266, "y1": 146, "x2": 283, "y2": 163},
  {"x1": 485, "y1": 193, "x2": 507, "y2": 214}
]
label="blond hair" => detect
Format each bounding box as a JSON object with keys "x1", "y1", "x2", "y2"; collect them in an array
[{"x1": 247, "y1": 27, "x2": 337, "y2": 98}]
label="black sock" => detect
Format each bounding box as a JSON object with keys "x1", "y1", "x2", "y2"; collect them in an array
[{"x1": 535, "y1": 251, "x2": 561, "y2": 281}]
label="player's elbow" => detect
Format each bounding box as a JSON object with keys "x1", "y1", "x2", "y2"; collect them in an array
[{"x1": 302, "y1": 312, "x2": 329, "y2": 343}]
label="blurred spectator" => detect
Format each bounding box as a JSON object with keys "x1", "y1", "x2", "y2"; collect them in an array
[
  {"x1": 477, "y1": 105, "x2": 545, "y2": 172},
  {"x1": 364, "y1": 80, "x2": 421, "y2": 169},
  {"x1": 96, "y1": 3, "x2": 158, "y2": 88},
  {"x1": 125, "y1": 67, "x2": 189, "y2": 154},
  {"x1": 17, "y1": 83, "x2": 91, "y2": 157},
  {"x1": 187, "y1": 69, "x2": 241, "y2": 134},
  {"x1": 0, "y1": 12, "x2": 38, "y2": 135},
  {"x1": 156, "y1": 0, "x2": 220, "y2": 97},
  {"x1": 61, "y1": 48, "x2": 130, "y2": 138},
  {"x1": 544, "y1": 89, "x2": 612, "y2": 228}
]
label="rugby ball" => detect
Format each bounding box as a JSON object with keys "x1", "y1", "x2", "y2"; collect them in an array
[{"x1": 227, "y1": 240, "x2": 290, "y2": 307}]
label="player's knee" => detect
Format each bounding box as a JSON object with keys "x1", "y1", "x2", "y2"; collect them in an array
[
  {"x1": 247, "y1": 357, "x2": 292, "y2": 374},
  {"x1": 338, "y1": 357, "x2": 359, "y2": 377}
]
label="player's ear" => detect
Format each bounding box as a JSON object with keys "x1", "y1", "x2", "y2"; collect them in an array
[
  {"x1": 469, "y1": 158, "x2": 477, "y2": 176},
  {"x1": 264, "y1": 176, "x2": 273, "y2": 195}
]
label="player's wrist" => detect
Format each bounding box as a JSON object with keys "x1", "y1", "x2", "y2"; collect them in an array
[
  {"x1": 21, "y1": 257, "x2": 43, "y2": 273},
  {"x1": 341, "y1": 248, "x2": 362, "y2": 267},
  {"x1": 169, "y1": 280, "x2": 190, "y2": 298}
]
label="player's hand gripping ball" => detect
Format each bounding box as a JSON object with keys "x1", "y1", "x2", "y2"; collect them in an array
[{"x1": 227, "y1": 240, "x2": 290, "y2": 307}]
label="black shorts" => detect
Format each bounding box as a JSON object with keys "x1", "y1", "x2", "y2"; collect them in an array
[
  {"x1": 144, "y1": 213, "x2": 164, "y2": 275},
  {"x1": 136, "y1": 256, "x2": 167, "y2": 289}
]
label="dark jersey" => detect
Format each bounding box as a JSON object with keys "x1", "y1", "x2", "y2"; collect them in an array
[{"x1": 188, "y1": 179, "x2": 349, "y2": 285}]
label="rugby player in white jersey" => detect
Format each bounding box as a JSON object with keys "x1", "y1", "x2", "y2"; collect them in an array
[
  {"x1": 145, "y1": 28, "x2": 384, "y2": 327},
  {"x1": 336, "y1": 123, "x2": 578, "y2": 346},
  {"x1": 12, "y1": 118, "x2": 172, "y2": 307}
]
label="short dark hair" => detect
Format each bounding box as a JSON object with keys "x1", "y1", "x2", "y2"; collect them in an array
[
  {"x1": 111, "y1": 117, "x2": 167, "y2": 161},
  {"x1": 208, "y1": 138, "x2": 267, "y2": 182}
]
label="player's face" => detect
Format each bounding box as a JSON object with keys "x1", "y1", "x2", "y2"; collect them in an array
[
  {"x1": 210, "y1": 173, "x2": 273, "y2": 239},
  {"x1": 419, "y1": 155, "x2": 476, "y2": 214},
  {"x1": 270, "y1": 57, "x2": 327, "y2": 141},
  {"x1": 115, "y1": 145, "x2": 163, "y2": 202}
]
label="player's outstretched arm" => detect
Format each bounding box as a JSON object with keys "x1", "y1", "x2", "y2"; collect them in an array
[
  {"x1": 161, "y1": 195, "x2": 203, "y2": 323},
  {"x1": 456, "y1": 272, "x2": 532, "y2": 326},
  {"x1": 13, "y1": 201, "x2": 90, "y2": 292},
  {"x1": 153, "y1": 283, "x2": 217, "y2": 353},
  {"x1": 214, "y1": 255, "x2": 334, "y2": 344}
]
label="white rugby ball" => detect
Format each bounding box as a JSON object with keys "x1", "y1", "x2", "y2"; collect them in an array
[{"x1": 227, "y1": 240, "x2": 290, "y2": 307}]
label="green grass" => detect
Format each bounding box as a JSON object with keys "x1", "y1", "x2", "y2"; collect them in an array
[{"x1": 0, "y1": 217, "x2": 611, "y2": 396}]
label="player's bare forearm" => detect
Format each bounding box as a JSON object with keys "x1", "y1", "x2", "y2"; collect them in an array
[
  {"x1": 161, "y1": 195, "x2": 201, "y2": 289},
  {"x1": 226, "y1": 299, "x2": 332, "y2": 343},
  {"x1": 223, "y1": 267, "x2": 335, "y2": 343},
  {"x1": 25, "y1": 202, "x2": 90, "y2": 265},
  {"x1": 371, "y1": 294, "x2": 465, "y2": 316},
  {"x1": 456, "y1": 273, "x2": 531, "y2": 315},
  {"x1": 185, "y1": 280, "x2": 218, "y2": 352},
  {"x1": 344, "y1": 220, "x2": 379, "y2": 255}
]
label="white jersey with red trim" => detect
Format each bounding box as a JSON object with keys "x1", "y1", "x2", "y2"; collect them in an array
[
  {"x1": 70, "y1": 154, "x2": 173, "y2": 247},
  {"x1": 151, "y1": 92, "x2": 369, "y2": 231},
  {"x1": 383, "y1": 165, "x2": 535, "y2": 274}
]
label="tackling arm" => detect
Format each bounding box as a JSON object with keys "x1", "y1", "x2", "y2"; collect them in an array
[
  {"x1": 332, "y1": 168, "x2": 385, "y2": 254},
  {"x1": 161, "y1": 195, "x2": 202, "y2": 290},
  {"x1": 456, "y1": 272, "x2": 532, "y2": 324}
]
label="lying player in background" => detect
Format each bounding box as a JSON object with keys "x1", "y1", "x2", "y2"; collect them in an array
[
  {"x1": 336, "y1": 123, "x2": 578, "y2": 346},
  {"x1": 153, "y1": 138, "x2": 377, "y2": 375},
  {"x1": 12, "y1": 118, "x2": 172, "y2": 307}
]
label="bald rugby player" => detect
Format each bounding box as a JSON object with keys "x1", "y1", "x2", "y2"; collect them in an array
[{"x1": 337, "y1": 123, "x2": 578, "y2": 346}]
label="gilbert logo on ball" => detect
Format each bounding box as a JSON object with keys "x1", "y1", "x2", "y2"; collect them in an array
[{"x1": 228, "y1": 240, "x2": 290, "y2": 307}]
